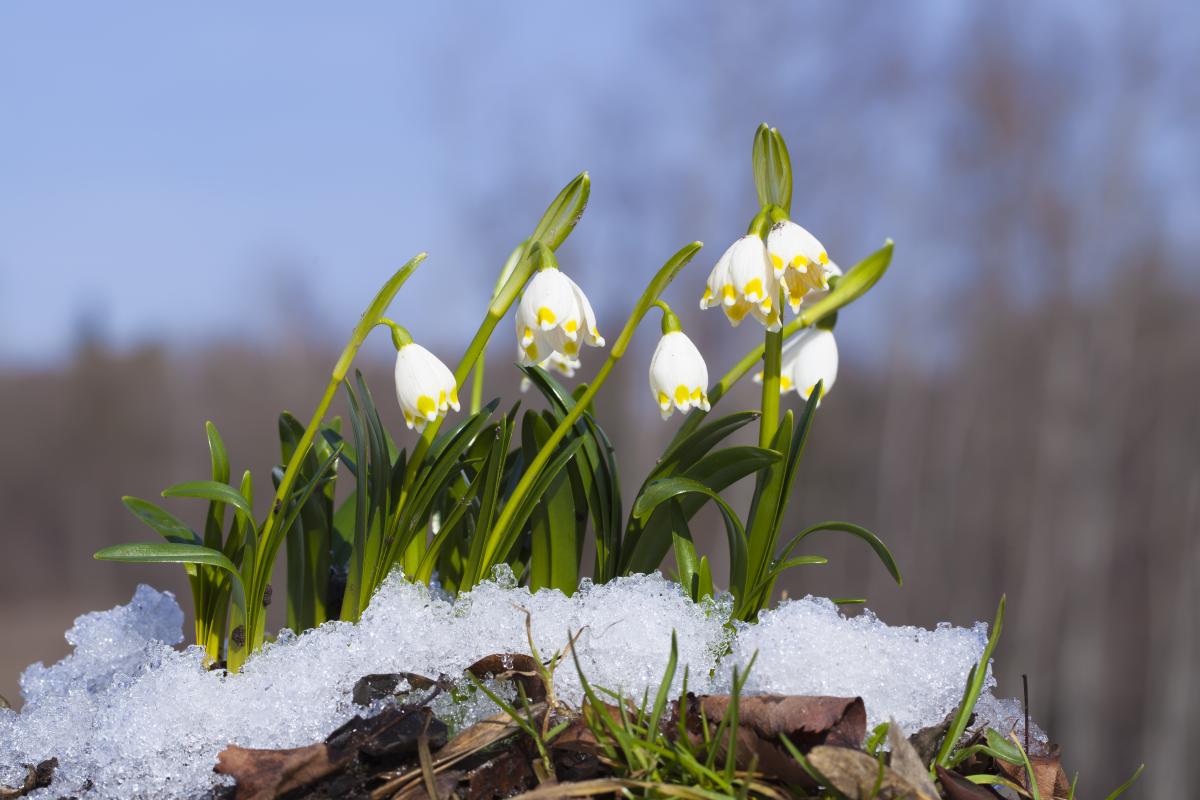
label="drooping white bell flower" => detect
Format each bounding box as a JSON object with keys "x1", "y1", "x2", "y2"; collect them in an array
[
  {"x1": 519, "y1": 347, "x2": 582, "y2": 392},
  {"x1": 394, "y1": 342, "x2": 460, "y2": 431},
  {"x1": 753, "y1": 327, "x2": 838, "y2": 402},
  {"x1": 649, "y1": 330, "x2": 711, "y2": 420},
  {"x1": 700, "y1": 235, "x2": 781, "y2": 330},
  {"x1": 517, "y1": 267, "x2": 604, "y2": 365},
  {"x1": 766, "y1": 221, "x2": 835, "y2": 313}
]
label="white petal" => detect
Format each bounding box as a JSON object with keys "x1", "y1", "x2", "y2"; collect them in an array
[
  {"x1": 519, "y1": 269, "x2": 578, "y2": 333},
  {"x1": 783, "y1": 328, "x2": 839, "y2": 400},
  {"x1": 702, "y1": 247, "x2": 735, "y2": 309},
  {"x1": 766, "y1": 220, "x2": 829, "y2": 277},
  {"x1": 727, "y1": 235, "x2": 773, "y2": 305},
  {"x1": 563, "y1": 273, "x2": 604, "y2": 347}
]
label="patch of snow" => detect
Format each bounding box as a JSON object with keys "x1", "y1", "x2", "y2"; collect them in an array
[{"x1": 0, "y1": 573, "x2": 1039, "y2": 798}]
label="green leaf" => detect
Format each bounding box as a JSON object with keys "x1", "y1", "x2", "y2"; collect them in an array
[
  {"x1": 121, "y1": 497, "x2": 201, "y2": 545},
  {"x1": 935, "y1": 595, "x2": 1006, "y2": 770},
  {"x1": 634, "y1": 477, "x2": 747, "y2": 596},
  {"x1": 777, "y1": 521, "x2": 902, "y2": 586},
  {"x1": 525, "y1": 412, "x2": 579, "y2": 593},
  {"x1": 622, "y1": 444, "x2": 780, "y2": 576},
  {"x1": 204, "y1": 421, "x2": 231, "y2": 551},
  {"x1": 798, "y1": 240, "x2": 893, "y2": 327},
  {"x1": 163, "y1": 480, "x2": 254, "y2": 521},
  {"x1": 530, "y1": 171, "x2": 590, "y2": 251},
  {"x1": 983, "y1": 728, "x2": 1023, "y2": 765},
  {"x1": 657, "y1": 411, "x2": 760, "y2": 476},
  {"x1": 95, "y1": 542, "x2": 241, "y2": 575}
]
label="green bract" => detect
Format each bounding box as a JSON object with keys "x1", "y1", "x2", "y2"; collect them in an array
[{"x1": 96, "y1": 125, "x2": 899, "y2": 668}]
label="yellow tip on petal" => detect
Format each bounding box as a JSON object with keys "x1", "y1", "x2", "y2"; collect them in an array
[
  {"x1": 819, "y1": 252, "x2": 829, "y2": 265},
  {"x1": 564, "y1": 319, "x2": 578, "y2": 334},
  {"x1": 417, "y1": 395, "x2": 437, "y2": 417},
  {"x1": 722, "y1": 285, "x2": 736, "y2": 306},
  {"x1": 769, "y1": 253, "x2": 784, "y2": 273},
  {"x1": 674, "y1": 385, "x2": 690, "y2": 406},
  {"x1": 525, "y1": 342, "x2": 538, "y2": 360},
  {"x1": 522, "y1": 326, "x2": 535, "y2": 346},
  {"x1": 793, "y1": 255, "x2": 809, "y2": 270},
  {"x1": 657, "y1": 391, "x2": 671, "y2": 410},
  {"x1": 743, "y1": 277, "x2": 763, "y2": 300},
  {"x1": 537, "y1": 307, "x2": 557, "y2": 328},
  {"x1": 780, "y1": 376, "x2": 793, "y2": 391}
]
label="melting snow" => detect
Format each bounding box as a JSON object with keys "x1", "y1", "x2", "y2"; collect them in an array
[{"x1": 0, "y1": 572, "x2": 1041, "y2": 798}]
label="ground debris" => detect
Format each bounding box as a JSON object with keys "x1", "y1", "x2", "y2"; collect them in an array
[{"x1": 0, "y1": 758, "x2": 57, "y2": 799}]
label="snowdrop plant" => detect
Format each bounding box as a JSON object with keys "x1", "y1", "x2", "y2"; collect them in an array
[{"x1": 96, "y1": 123, "x2": 900, "y2": 668}]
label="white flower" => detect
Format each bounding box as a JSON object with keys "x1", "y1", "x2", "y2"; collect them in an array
[
  {"x1": 649, "y1": 330, "x2": 711, "y2": 419},
  {"x1": 700, "y1": 235, "x2": 781, "y2": 330},
  {"x1": 517, "y1": 267, "x2": 604, "y2": 365},
  {"x1": 393, "y1": 342, "x2": 460, "y2": 431},
  {"x1": 519, "y1": 348, "x2": 582, "y2": 392},
  {"x1": 766, "y1": 221, "x2": 836, "y2": 313},
  {"x1": 753, "y1": 327, "x2": 838, "y2": 402}
]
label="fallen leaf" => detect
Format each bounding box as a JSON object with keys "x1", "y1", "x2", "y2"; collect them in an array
[
  {"x1": 215, "y1": 743, "x2": 337, "y2": 800},
  {"x1": 466, "y1": 654, "x2": 546, "y2": 703},
  {"x1": 935, "y1": 766, "x2": 1003, "y2": 799},
  {"x1": 808, "y1": 745, "x2": 927, "y2": 799},
  {"x1": 886, "y1": 723, "x2": 940, "y2": 800},
  {"x1": 352, "y1": 672, "x2": 439, "y2": 706},
  {"x1": 908, "y1": 709, "x2": 956, "y2": 765},
  {"x1": 0, "y1": 758, "x2": 56, "y2": 800},
  {"x1": 995, "y1": 745, "x2": 1071, "y2": 798},
  {"x1": 690, "y1": 695, "x2": 867, "y2": 784}
]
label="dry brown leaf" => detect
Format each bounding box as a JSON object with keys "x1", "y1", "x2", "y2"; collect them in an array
[
  {"x1": 935, "y1": 766, "x2": 1004, "y2": 799},
  {"x1": 690, "y1": 695, "x2": 866, "y2": 784},
  {"x1": 995, "y1": 745, "x2": 1071, "y2": 798},
  {"x1": 808, "y1": 745, "x2": 926, "y2": 799},
  {"x1": 466, "y1": 654, "x2": 547, "y2": 704},
  {"x1": 886, "y1": 723, "x2": 940, "y2": 800},
  {"x1": 215, "y1": 743, "x2": 337, "y2": 800},
  {"x1": 0, "y1": 759, "x2": 56, "y2": 800}
]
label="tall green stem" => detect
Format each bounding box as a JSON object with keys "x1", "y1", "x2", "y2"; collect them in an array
[
  {"x1": 476, "y1": 242, "x2": 702, "y2": 577},
  {"x1": 758, "y1": 323, "x2": 782, "y2": 448},
  {"x1": 244, "y1": 252, "x2": 426, "y2": 654}
]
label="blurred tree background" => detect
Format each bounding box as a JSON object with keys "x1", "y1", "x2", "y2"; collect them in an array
[{"x1": 1, "y1": 2, "x2": 1196, "y2": 795}]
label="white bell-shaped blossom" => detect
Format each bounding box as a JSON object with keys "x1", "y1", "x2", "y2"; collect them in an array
[
  {"x1": 700, "y1": 235, "x2": 781, "y2": 330},
  {"x1": 649, "y1": 330, "x2": 711, "y2": 420},
  {"x1": 766, "y1": 221, "x2": 836, "y2": 313},
  {"x1": 517, "y1": 267, "x2": 604, "y2": 365},
  {"x1": 519, "y1": 347, "x2": 582, "y2": 392},
  {"x1": 394, "y1": 342, "x2": 460, "y2": 431},
  {"x1": 753, "y1": 327, "x2": 839, "y2": 402}
]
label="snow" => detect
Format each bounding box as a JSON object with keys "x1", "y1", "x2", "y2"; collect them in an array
[{"x1": 0, "y1": 572, "x2": 1040, "y2": 799}]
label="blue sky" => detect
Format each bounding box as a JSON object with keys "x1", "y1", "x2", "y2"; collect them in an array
[{"x1": 1, "y1": 2, "x2": 1196, "y2": 365}]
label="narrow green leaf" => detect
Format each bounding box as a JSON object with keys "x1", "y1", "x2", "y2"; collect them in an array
[
  {"x1": 778, "y1": 521, "x2": 902, "y2": 586},
  {"x1": 798, "y1": 240, "x2": 893, "y2": 327},
  {"x1": 163, "y1": 480, "x2": 254, "y2": 521},
  {"x1": 121, "y1": 497, "x2": 201, "y2": 545},
  {"x1": 95, "y1": 542, "x2": 240, "y2": 575},
  {"x1": 935, "y1": 595, "x2": 1006, "y2": 770}
]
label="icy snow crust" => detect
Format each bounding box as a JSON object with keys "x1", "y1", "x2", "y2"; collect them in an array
[{"x1": 1, "y1": 573, "x2": 1024, "y2": 799}]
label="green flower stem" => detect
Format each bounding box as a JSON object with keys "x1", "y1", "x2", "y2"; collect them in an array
[
  {"x1": 402, "y1": 241, "x2": 537, "y2": 491},
  {"x1": 478, "y1": 242, "x2": 703, "y2": 575},
  {"x1": 758, "y1": 321, "x2": 783, "y2": 449},
  {"x1": 245, "y1": 252, "x2": 426, "y2": 654},
  {"x1": 653, "y1": 299, "x2": 681, "y2": 334},
  {"x1": 471, "y1": 243, "x2": 526, "y2": 415},
  {"x1": 747, "y1": 209, "x2": 779, "y2": 449}
]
